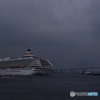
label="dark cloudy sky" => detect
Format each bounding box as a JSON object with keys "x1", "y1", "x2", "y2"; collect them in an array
[{"x1": 0, "y1": 0, "x2": 100, "y2": 68}]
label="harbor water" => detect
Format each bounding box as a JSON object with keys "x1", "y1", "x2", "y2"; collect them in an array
[{"x1": 0, "y1": 74, "x2": 100, "y2": 100}]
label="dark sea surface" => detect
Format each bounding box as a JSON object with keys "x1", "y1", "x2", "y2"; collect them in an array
[{"x1": 0, "y1": 74, "x2": 100, "y2": 100}]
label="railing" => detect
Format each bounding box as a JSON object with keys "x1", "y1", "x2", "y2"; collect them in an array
[{"x1": 0, "y1": 57, "x2": 33, "y2": 62}]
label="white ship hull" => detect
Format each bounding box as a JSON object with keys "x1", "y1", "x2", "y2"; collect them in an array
[
  {"x1": 0, "y1": 67, "x2": 53, "y2": 75},
  {"x1": 0, "y1": 49, "x2": 54, "y2": 75}
]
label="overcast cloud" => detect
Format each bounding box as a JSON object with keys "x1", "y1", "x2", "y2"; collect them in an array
[{"x1": 0, "y1": 0, "x2": 100, "y2": 68}]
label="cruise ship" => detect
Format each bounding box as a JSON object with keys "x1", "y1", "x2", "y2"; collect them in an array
[{"x1": 0, "y1": 49, "x2": 54, "y2": 75}]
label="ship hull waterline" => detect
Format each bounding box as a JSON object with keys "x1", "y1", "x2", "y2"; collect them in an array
[{"x1": 0, "y1": 68, "x2": 53, "y2": 75}]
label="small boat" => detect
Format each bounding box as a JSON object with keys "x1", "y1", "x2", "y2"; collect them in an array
[
  {"x1": 2, "y1": 75, "x2": 13, "y2": 78},
  {"x1": 83, "y1": 72, "x2": 100, "y2": 75}
]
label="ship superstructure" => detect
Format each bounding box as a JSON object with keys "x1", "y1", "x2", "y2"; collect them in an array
[{"x1": 0, "y1": 49, "x2": 53, "y2": 75}]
